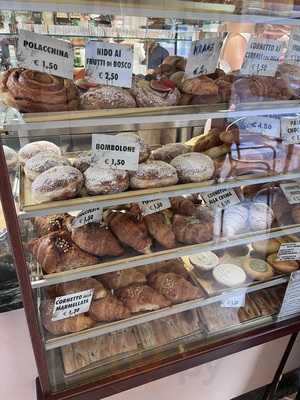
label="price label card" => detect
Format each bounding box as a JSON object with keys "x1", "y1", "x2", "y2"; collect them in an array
[
  {"x1": 280, "y1": 182, "x2": 300, "y2": 204},
  {"x1": 52, "y1": 289, "x2": 94, "y2": 321},
  {"x1": 139, "y1": 198, "x2": 171, "y2": 216},
  {"x1": 234, "y1": 116, "x2": 280, "y2": 138},
  {"x1": 281, "y1": 117, "x2": 300, "y2": 144},
  {"x1": 92, "y1": 134, "x2": 139, "y2": 171},
  {"x1": 85, "y1": 41, "x2": 133, "y2": 88},
  {"x1": 201, "y1": 189, "x2": 240, "y2": 210},
  {"x1": 221, "y1": 289, "x2": 246, "y2": 308},
  {"x1": 240, "y1": 37, "x2": 282, "y2": 77},
  {"x1": 279, "y1": 270, "x2": 300, "y2": 317},
  {"x1": 277, "y1": 242, "x2": 300, "y2": 260},
  {"x1": 17, "y1": 30, "x2": 74, "y2": 79},
  {"x1": 286, "y1": 28, "x2": 300, "y2": 66},
  {"x1": 185, "y1": 38, "x2": 222, "y2": 78},
  {"x1": 72, "y1": 207, "x2": 102, "y2": 229}
]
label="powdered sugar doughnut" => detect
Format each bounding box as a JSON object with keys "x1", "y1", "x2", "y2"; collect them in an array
[
  {"x1": 80, "y1": 86, "x2": 136, "y2": 110},
  {"x1": 84, "y1": 165, "x2": 129, "y2": 195},
  {"x1": 24, "y1": 152, "x2": 70, "y2": 181},
  {"x1": 19, "y1": 141, "x2": 61, "y2": 165},
  {"x1": 3, "y1": 145, "x2": 18, "y2": 170},
  {"x1": 170, "y1": 152, "x2": 214, "y2": 183},
  {"x1": 72, "y1": 152, "x2": 92, "y2": 173},
  {"x1": 32, "y1": 166, "x2": 83, "y2": 203},
  {"x1": 117, "y1": 132, "x2": 150, "y2": 163},
  {"x1": 249, "y1": 203, "x2": 274, "y2": 231},
  {"x1": 130, "y1": 161, "x2": 178, "y2": 189}
]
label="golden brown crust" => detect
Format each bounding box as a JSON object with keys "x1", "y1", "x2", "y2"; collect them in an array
[
  {"x1": 54, "y1": 278, "x2": 107, "y2": 300},
  {"x1": 267, "y1": 253, "x2": 299, "y2": 273},
  {"x1": 32, "y1": 213, "x2": 73, "y2": 237},
  {"x1": 170, "y1": 196, "x2": 198, "y2": 216},
  {"x1": 172, "y1": 214, "x2": 213, "y2": 245},
  {"x1": 100, "y1": 268, "x2": 146, "y2": 289},
  {"x1": 182, "y1": 76, "x2": 218, "y2": 96},
  {"x1": 193, "y1": 128, "x2": 223, "y2": 152},
  {"x1": 144, "y1": 212, "x2": 176, "y2": 249},
  {"x1": 89, "y1": 294, "x2": 131, "y2": 322}
]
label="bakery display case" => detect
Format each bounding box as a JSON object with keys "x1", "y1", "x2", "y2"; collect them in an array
[{"x1": 2, "y1": 1, "x2": 300, "y2": 400}]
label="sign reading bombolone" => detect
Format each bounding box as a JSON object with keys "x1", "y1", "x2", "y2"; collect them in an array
[
  {"x1": 17, "y1": 30, "x2": 74, "y2": 79},
  {"x1": 85, "y1": 41, "x2": 133, "y2": 88}
]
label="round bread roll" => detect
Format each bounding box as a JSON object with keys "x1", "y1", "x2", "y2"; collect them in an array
[
  {"x1": 252, "y1": 238, "x2": 281, "y2": 255},
  {"x1": 130, "y1": 160, "x2": 178, "y2": 189},
  {"x1": 117, "y1": 132, "x2": 150, "y2": 163},
  {"x1": 249, "y1": 203, "x2": 274, "y2": 231},
  {"x1": 72, "y1": 152, "x2": 92, "y2": 173},
  {"x1": 19, "y1": 141, "x2": 61, "y2": 165},
  {"x1": 24, "y1": 152, "x2": 70, "y2": 181},
  {"x1": 170, "y1": 152, "x2": 214, "y2": 183},
  {"x1": 189, "y1": 251, "x2": 219, "y2": 272},
  {"x1": 80, "y1": 86, "x2": 136, "y2": 110},
  {"x1": 31, "y1": 166, "x2": 83, "y2": 202},
  {"x1": 267, "y1": 253, "x2": 299, "y2": 273},
  {"x1": 151, "y1": 143, "x2": 190, "y2": 163},
  {"x1": 3, "y1": 145, "x2": 18, "y2": 171},
  {"x1": 84, "y1": 165, "x2": 129, "y2": 195},
  {"x1": 242, "y1": 258, "x2": 274, "y2": 281},
  {"x1": 212, "y1": 263, "x2": 247, "y2": 287}
]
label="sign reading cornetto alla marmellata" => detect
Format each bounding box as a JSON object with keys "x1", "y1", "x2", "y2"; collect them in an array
[{"x1": 17, "y1": 30, "x2": 74, "y2": 79}]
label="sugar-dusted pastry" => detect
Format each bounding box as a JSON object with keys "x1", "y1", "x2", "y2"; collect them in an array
[
  {"x1": 170, "y1": 152, "x2": 214, "y2": 183},
  {"x1": 31, "y1": 166, "x2": 83, "y2": 203},
  {"x1": 130, "y1": 160, "x2": 178, "y2": 189},
  {"x1": 32, "y1": 213, "x2": 73, "y2": 237},
  {"x1": 144, "y1": 212, "x2": 176, "y2": 249},
  {"x1": 70, "y1": 222, "x2": 124, "y2": 257},
  {"x1": 106, "y1": 211, "x2": 152, "y2": 253},
  {"x1": 242, "y1": 258, "x2": 274, "y2": 281},
  {"x1": 131, "y1": 79, "x2": 180, "y2": 107},
  {"x1": 18, "y1": 140, "x2": 61, "y2": 165},
  {"x1": 55, "y1": 277, "x2": 107, "y2": 300},
  {"x1": 41, "y1": 299, "x2": 95, "y2": 335},
  {"x1": 151, "y1": 143, "x2": 190, "y2": 163},
  {"x1": 116, "y1": 284, "x2": 171, "y2": 313},
  {"x1": 252, "y1": 239, "x2": 281, "y2": 255},
  {"x1": 24, "y1": 152, "x2": 70, "y2": 181},
  {"x1": 117, "y1": 132, "x2": 150, "y2": 163},
  {"x1": 89, "y1": 294, "x2": 131, "y2": 322},
  {"x1": 84, "y1": 165, "x2": 129, "y2": 195},
  {"x1": 221, "y1": 204, "x2": 249, "y2": 237},
  {"x1": 267, "y1": 254, "x2": 299, "y2": 273},
  {"x1": 100, "y1": 268, "x2": 146, "y2": 289},
  {"x1": 193, "y1": 128, "x2": 223, "y2": 153},
  {"x1": 28, "y1": 231, "x2": 98, "y2": 274},
  {"x1": 3, "y1": 145, "x2": 18, "y2": 171},
  {"x1": 249, "y1": 203, "x2": 274, "y2": 231},
  {"x1": 80, "y1": 86, "x2": 136, "y2": 109},
  {"x1": 212, "y1": 263, "x2": 247, "y2": 287},
  {"x1": 189, "y1": 251, "x2": 219, "y2": 272},
  {"x1": 148, "y1": 272, "x2": 202, "y2": 303},
  {"x1": 72, "y1": 152, "x2": 92, "y2": 173},
  {"x1": 172, "y1": 214, "x2": 213, "y2": 245},
  {"x1": 170, "y1": 196, "x2": 198, "y2": 216}
]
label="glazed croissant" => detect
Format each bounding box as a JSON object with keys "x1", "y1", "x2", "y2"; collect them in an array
[
  {"x1": 32, "y1": 213, "x2": 73, "y2": 237},
  {"x1": 170, "y1": 196, "x2": 198, "y2": 216},
  {"x1": 89, "y1": 294, "x2": 131, "y2": 322},
  {"x1": 144, "y1": 212, "x2": 176, "y2": 249},
  {"x1": 172, "y1": 214, "x2": 213, "y2": 244},
  {"x1": 99, "y1": 268, "x2": 146, "y2": 289}
]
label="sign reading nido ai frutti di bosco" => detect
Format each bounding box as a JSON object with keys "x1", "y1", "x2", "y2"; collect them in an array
[{"x1": 17, "y1": 30, "x2": 74, "y2": 79}]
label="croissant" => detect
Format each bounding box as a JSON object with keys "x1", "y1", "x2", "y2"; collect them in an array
[
  {"x1": 32, "y1": 213, "x2": 73, "y2": 237},
  {"x1": 172, "y1": 214, "x2": 213, "y2": 244},
  {"x1": 170, "y1": 196, "x2": 198, "y2": 216},
  {"x1": 148, "y1": 272, "x2": 202, "y2": 304},
  {"x1": 28, "y1": 231, "x2": 98, "y2": 274},
  {"x1": 89, "y1": 294, "x2": 131, "y2": 322},
  {"x1": 54, "y1": 278, "x2": 107, "y2": 300},
  {"x1": 140, "y1": 258, "x2": 187, "y2": 277},
  {"x1": 70, "y1": 222, "x2": 124, "y2": 257},
  {"x1": 41, "y1": 299, "x2": 95, "y2": 335},
  {"x1": 116, "y1": 284, "x2": 171, "y2": 313},
  {"x1": 144, "y1": 212, "x2": 176, "y2": 249},
  {"x1": 99, "y1": 268, "x2": 146, "y2": 289},
  {"x1": 106, "y1": 211, "x2": 152, "y2": 253}
]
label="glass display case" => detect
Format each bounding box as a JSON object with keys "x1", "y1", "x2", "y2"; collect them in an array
[{"x1": 2, "y1": 1, "x2": 300, "y2": 399}]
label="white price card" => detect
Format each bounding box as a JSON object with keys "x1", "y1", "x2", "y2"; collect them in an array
[
  {"x1": 72, "y1": 207, "x2": 102, "y2": 229},
  {"x1": 17, "y1": 30, "x2": 74, "y2": 79},
  {"x1": 221, "y1": 289, "x2": 246, "y2": 308},
  {"x1": 280, "y1": 182, "x2": 300, "y2": 204},
  {"x1": 201, "y1": 189, "x2": 240, "y2": 210},
  {"x1": 286, "y1": 28, "x2": 300, "y2": 66},
  {"x1": 240, "y1": 37, "x2": 282, "y2": 77},
  {"x1": 85, "y1": 41, "x2": 133, "y2": 88},
  {"x1": 279, "y1": 271, "x2": 300, "y2": 317},
  {"x1": 185, "y1": 38, "x2": 222, "y2": 79},
  {"x1": 277, "y1": 242, "x2": 300, "y2": 261},
  {"x1": 92, "y1": 134, "x2": 139, "y2": 171},
  {"x1": 52, "y1": 289, "x2": 94, "y2": 321},
  {"x1": 139, "y1": 198, "x2": 171, "y2": 216},
  {"x1": 281, "y1": 116, "x2": 300, "y2": 144},
  {"x1": 234, "y1": 116, "x2": 280, "y2": 138}
]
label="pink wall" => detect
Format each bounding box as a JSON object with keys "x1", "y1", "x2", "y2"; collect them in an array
[{"x1": 0, "y1": 309, "x2": 299, "y2": 400}]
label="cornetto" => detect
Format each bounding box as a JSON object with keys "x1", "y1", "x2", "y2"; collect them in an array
[
  {"x1": 23, "y1": 40, "x2": 69, "y2": 58},
  {"x1": 96, "y1": 143, "x2": 135, "y2": 152}
]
